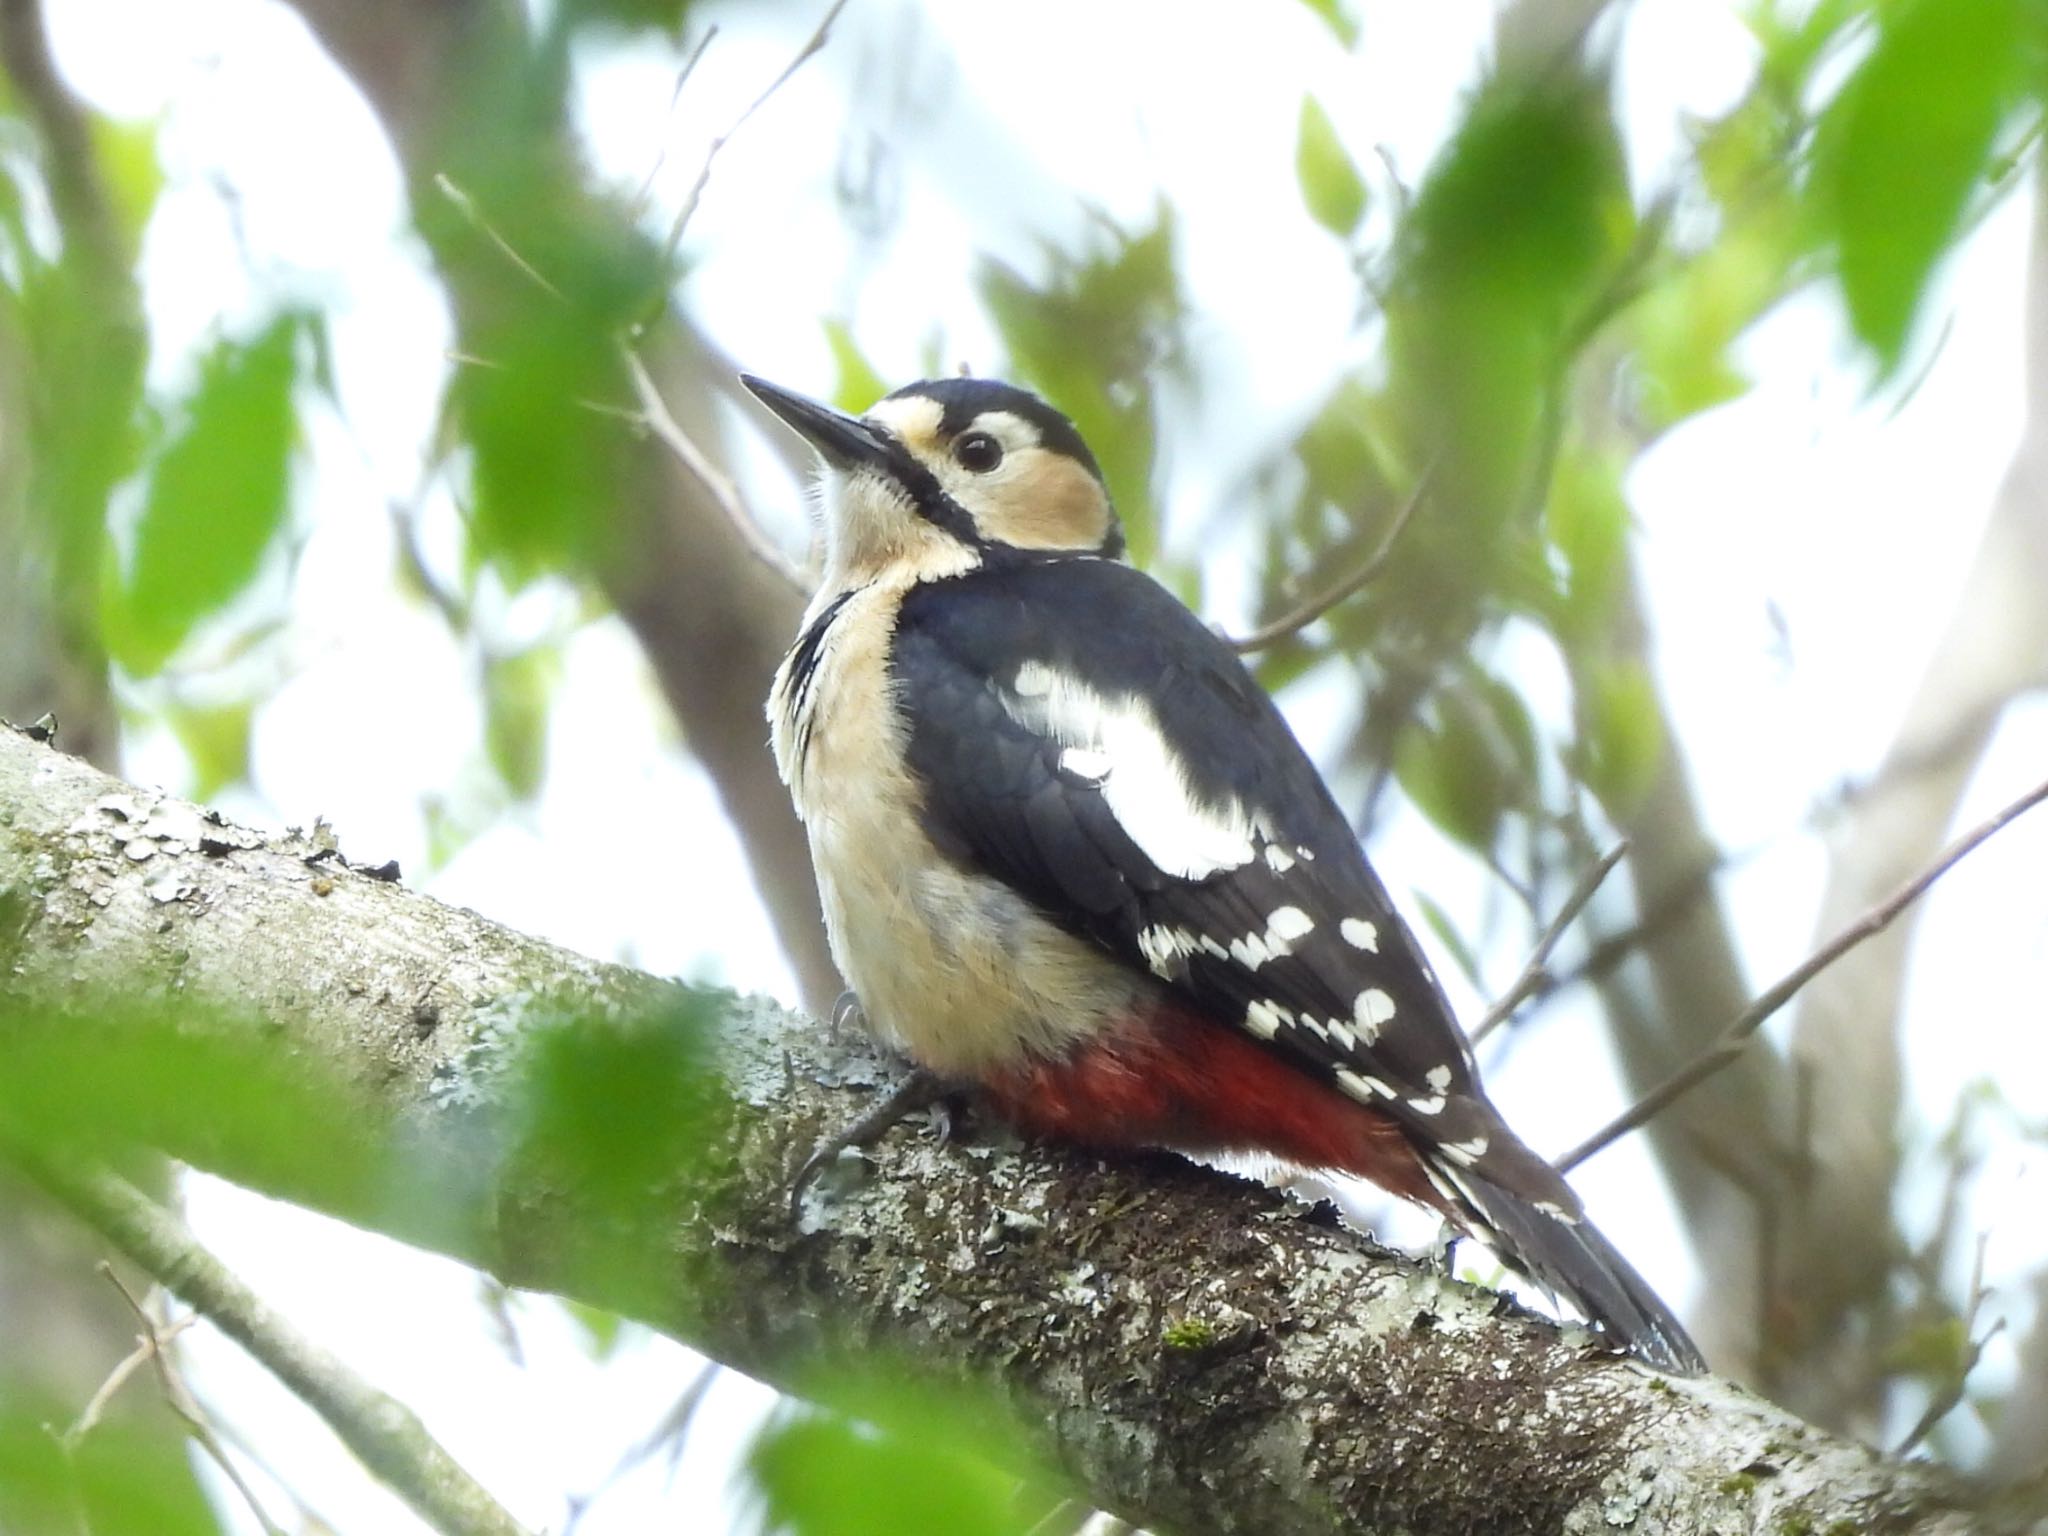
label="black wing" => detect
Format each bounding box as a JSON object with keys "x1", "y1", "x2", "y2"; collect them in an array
[
  {"x1": 890, "y1": 557, "x2": 1705, "y2": 1374},
  {"x1": 891, "y1": 557, "x2": 1511, "y2": 1174}
]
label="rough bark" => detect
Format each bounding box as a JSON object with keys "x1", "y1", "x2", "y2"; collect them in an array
[{"x1": 0, "y1": 725, "x2": 2009, "y2": 1536}]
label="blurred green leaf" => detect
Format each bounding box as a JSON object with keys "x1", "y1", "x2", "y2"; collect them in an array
[
  {"x1": 1811, "y1": 0, "x2": 2028, "y2": 371},
  {"x1": 104, "y1": 312, "x2": 303, "y2": 676},
  {"x1": 1542, "y1": 447, "x2": 1629, "y2": 646},
  {"x1": 422, "y1": 29, "x2": 668, "y2": 585},
  {"x1": 824, "y1": 319, "x2": 888, "y2": 413},
  {"x1": 1412, "y1": 889, "x2": 1484, "y2": 990},
  {"x1": 85, "y1": 113, "x2": 163, "y2": 258},
  {"x1": 1394, "y1": 685, "x2": 1510, "y2": 852},
  {"x1": 1576, "y1": 660, "x2": 1664, "y2": 815},
  {"x1": 165, "y1": 699, "x2": 254, "y2": 800},
  {"x1": 0, "y1": 1404, "x2": 225, "y2": 1536},
  {"x1": 1296, "y1": 96, "x2": 1368, "y2": 238},
  {"x1": 558, "y1": 1298, "x2": 631, "y2": 1359},
  {"x1": 0, "y1": 1004, "x2": 399, "y2": 1218},
  {"x1": 1385, "y1": 70, "x2": 1630, "y2": 606},
  {"x1": 1294, "y1": 0, "x2": 1361, "y2": 48},
  {"x1": 744, "y1": 1376, "x2": 1052, "y2": 1536},
  {"x1": 558, "y1": 0, "x2": 688, "y2": 33},
  {"x1": 484, "y1": 644, "x2": 559, "y2": 801},
  {"x1": 978, "y1": 205, "x2": 1187, "y2": 566},
  {"x1": 493, "y1": 993, "x2": 725, "y2": 1310},
  {"x1": 1882, "y1": 1314, "x2": 1971, "y2": 1382}
]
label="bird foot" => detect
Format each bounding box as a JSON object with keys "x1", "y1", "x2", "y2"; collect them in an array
[{"x1": 790, "y1": 1067, "x2": 953, "y2": 1222}]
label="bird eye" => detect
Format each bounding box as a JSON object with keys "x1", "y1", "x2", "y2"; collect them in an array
[{"x1": 953, "y1": 431, "x2": 1004, "y2": 473}]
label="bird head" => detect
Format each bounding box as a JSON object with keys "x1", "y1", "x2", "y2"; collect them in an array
[{"x1": 740, "y1": 374, "x2": 1123, "y2": 583}]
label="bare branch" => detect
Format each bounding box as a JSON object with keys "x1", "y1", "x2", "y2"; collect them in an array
[
  {"x1": 23, "y1": 1156, "x2": 534, "y2": 1536},
  {"x1": 432, "y1": 173, "x2": 564, "y2": 299},
  {"x1": 1559, "y1": 771, "x2": 2048, "y2": 1174},
  {"x1": 62, "y1": 1304, "x2": 198, "y2": 1447},
  {"x1": 659, "y1": 0, "x2": 851, "y2": 264},
  {"x1": 1470, "y1": 840, "x2": 1628, "y2": 1045},
  {"x1": 629, "y1": 24, "x2": 721, "y2": 218},
  {"x1": 1893, "y1": 1233, "x2": 2004, "y2": 1457},
  {"x1": 1226, "y1": 466, "x2": 1434, "y2": 655},
  {"x1": 621, "y1": 345, "x2": 811, "y2": 595},
  {"x1": 93, "y1": 1264, "x2": 286, "y2": 1536}
]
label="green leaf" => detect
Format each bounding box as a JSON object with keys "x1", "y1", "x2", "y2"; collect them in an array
[
  {"x1": 1543, "y1": 447, "x2": 1630, "y2": 645},
  {"x1": 1294, "y1": 0, "x2": 1361, "y2": 48},
  {"x1": 85, "y1": 112, "x2": 164, "y2": 260},
  {"x1": 558, "y1": 0, "x2": 688, "y2": 34},
  {"x1": 1296, "y1": 96, "x2": 1368, "y2": 238},
  {"x1": 484, "y1": 644, "x2": 559, "y2": 801},
  {"x1": 558, "y1": 1299, "x2": 630, "y2": 1359},
  {"x1": 823, "y1": 319, "x2": 888, "y2": 413},
  {"x1": 1394, "y1": 690, "x2": 1509, "y2": 852},
  {"x1": 0, "y1": 1405, "x2": 225, "y2": 1536},
  {"x1": 166, "y1": 699, "x2": 254, "y2": 800},
  {"x1": 1811, "y1": 0, "x2": 2027, "y2": 371},
  {"x1": 1411, "y1": 890, "x2": 1484, "y2": 990},
  {"x1": 1386, "y1": 71, "x2": 1630, "y2": 536},
  {"x1": 1882, "y1": 1314, "x2": 1971, "y2": 1382},
  {"x1": 744, "y1": 1378, "x2": 1049, "y2": 1536},
  {"x1": 977, "y1": 206, "x2": 1186, "y2": 567},
  {"x1": 106, "y1": 313, "x2": 302, "y2": 676},
  {"x1": 1576, "y1": 661, "x2": 1664, "y2": 815}
]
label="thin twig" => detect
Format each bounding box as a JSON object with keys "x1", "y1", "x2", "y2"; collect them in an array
[
  {"x1": 1558, "y1": 771, "x2": 2048, "y2": 1173},
  {"x1": 433, "y1": 174, "x2": 563, "y2": 299},
  {"x1": 1893, "y1": 1231, "x2": 2005, "y2": 1456},
  {"x1": 659, "y1": 0, "x2": 851, "y2": 265},
  {"x1": 1227, "y1": 465, "x2": 1435, "y2": 654},
  {"x1": 95, "y1": 1266, "x2": 286, "y2": 1536},
  {"x1": 629, "y1": 24, "x2": 721, "y2": 218},
  {"x1": 62, "y1": 1304, "x2": 198, "y2": 1446},
  {"x1": 621, "y1": 345, "x2": 810, "y2": 595},
  {"x1": 1470, "y1": 841, "x2": 1628, "y2": 1045},
  {"x1": 437, "y1": 168, "x2": 812, "y2": 596},
  {"x1": 24, "y1": 1159, "x2": 535, "y2": 1536},
  {"x1": 563, "y1": 1358, "x2": 722, "y2": 1532}
]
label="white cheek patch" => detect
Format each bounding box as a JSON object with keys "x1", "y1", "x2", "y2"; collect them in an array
[{"x1": 1003, "y1": 663, "x2": 1265, "y2": 879}]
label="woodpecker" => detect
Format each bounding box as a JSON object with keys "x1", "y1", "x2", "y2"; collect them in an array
[{"x1": 743, "y1": 371, "x2": 1704, "y2": 1375}]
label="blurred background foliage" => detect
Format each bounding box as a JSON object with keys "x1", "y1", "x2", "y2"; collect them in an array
[{"x1": 3, "y1": 0, "x2": 2048, "y2": 1529}]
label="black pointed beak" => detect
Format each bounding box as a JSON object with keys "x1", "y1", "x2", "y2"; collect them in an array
[{"x1": 739, "y1": 374, "x2": 894, "y2": 472}]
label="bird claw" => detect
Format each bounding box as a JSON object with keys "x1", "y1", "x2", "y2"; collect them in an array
[
  {"x1": 789, "y1": 1067, "x2": 951, "y2": 1222},
  {"x1": 829, "y1": 990, "x2": 868, "y2": 1033},
  {"x1": 1425, "y1": 1222, "x2": 1462, "y2": 1277}
]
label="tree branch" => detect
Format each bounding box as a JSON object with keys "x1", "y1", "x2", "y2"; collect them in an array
[
  {"x1": 1470, "y1": 839, "x2": 1626, "y2": 1045},
  {"x1": 19, "y1": 1156, "x2": 533, "y2": 1536},
  {"x1": 1226, "y1": 468, "x2": 1431, "y2": 655},
  {"x1": 0, "y1": 726, "x2": 1996, "y2": 1536},
  {"x1": 1559, "y1": 770, "x2": 2048, "y2": 1175}
]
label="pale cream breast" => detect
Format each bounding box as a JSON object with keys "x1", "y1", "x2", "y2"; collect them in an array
[{"x1": 771, "y1": 576, "x2": 1145, "y2": 1078}]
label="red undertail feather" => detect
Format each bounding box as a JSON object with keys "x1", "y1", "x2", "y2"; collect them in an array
[
  {"x1": 980, "y1": 999, "x2": 1446, "y2": 1210},
  {"x1": 979, "y1": 998, "x2": 1708, "y2": 1375}
]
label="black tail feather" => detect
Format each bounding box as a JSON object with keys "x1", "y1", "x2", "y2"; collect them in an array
[{"x1": 1448, "y1": 1169, "x2": 1706, "y2": 1375}]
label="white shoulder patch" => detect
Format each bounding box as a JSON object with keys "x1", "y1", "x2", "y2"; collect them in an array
[{"x1": 999, "y1": 665, "x2": 1266, "y2": 879}]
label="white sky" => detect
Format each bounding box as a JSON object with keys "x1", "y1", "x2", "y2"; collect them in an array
[{"x1": 35, "y1": 0, "x2": 2048, "y2": 1528}]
